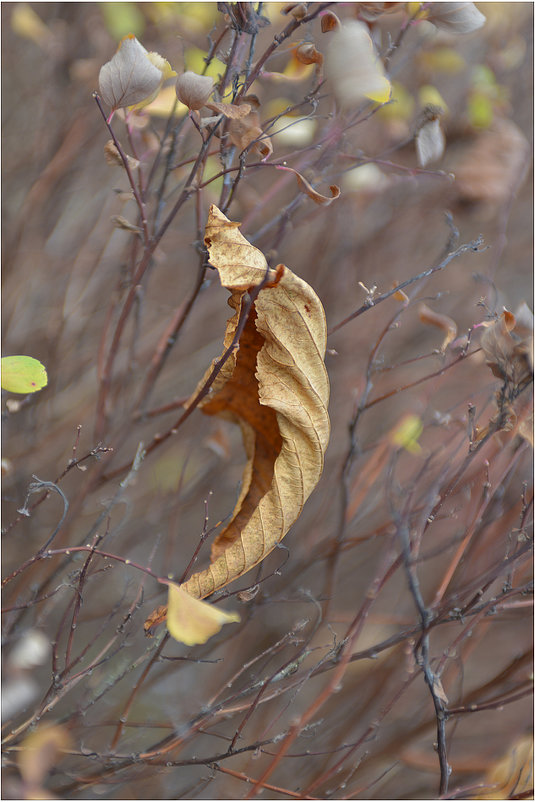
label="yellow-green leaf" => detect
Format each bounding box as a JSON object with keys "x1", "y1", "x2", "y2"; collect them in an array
[{"x1": 1, "y1": 356, "x2": 47, "y2": 394}]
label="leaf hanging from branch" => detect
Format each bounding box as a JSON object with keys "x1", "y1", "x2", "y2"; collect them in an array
[{"x1": 182, "y1": 205, "x2": 330, "y2": 600}]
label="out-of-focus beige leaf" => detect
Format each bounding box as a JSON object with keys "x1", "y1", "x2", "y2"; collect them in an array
[
  {"x1": 18, "y1": 725, "x2": 71, "y2": 790},
  {"x1": 416, "y1": 116, "x2": 445, "y2": 167},
  {"x1": 325, "y1": 21, "x2": 391, "y2": 107},
  {"x1": 181, "y1": 205, "x2": 330, "y2": 599},
  {"x1": 98, "y1": 34, "x2": 164, "y2": 112},
  {"x1": 425, "y1": 3, "x2": 486, "y2": 34},
  {"x1": 455, "y1": 119, "x2": 530, "y2": 205},
  {"x1": 276, "y1": 164, "x2": 340, "y2": 206},
  {"x1": 475, "y1": 733, "x2": 533, "y2": 799},
  {"x1": 166, "y1": 583, "x2": 240, "y2": 645},
  {"x1": 11, "y1": 3, "x2": 51, "y2": 46},
  {"x1": 418, "y1": 303, "x2": 457, "y2": 350}
]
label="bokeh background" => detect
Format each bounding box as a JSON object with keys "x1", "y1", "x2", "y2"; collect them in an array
[{"x1": 2, "y1": 3, "x2": 533, "y2": 799}]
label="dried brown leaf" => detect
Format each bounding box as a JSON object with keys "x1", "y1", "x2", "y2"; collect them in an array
[{"x1": 181, "y1": 205, "x2": 330, "y2": 599}]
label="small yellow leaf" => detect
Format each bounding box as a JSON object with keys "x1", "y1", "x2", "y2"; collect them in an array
[
  {"x1": 1, "y1": 356, "x2": 47, "y2": 394},
  {"x1": 390, "y1": 415, "x2": 423, "y2": 454},
  {"x1": 166, "y1": 583, "x2": 240, "y2": 645}
]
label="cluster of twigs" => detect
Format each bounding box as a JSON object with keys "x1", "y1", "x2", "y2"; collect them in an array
[{"x1": 2, "y1": 3, "x2": 532, "y2": 800}]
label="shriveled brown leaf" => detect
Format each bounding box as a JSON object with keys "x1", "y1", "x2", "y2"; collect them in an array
[
  {"x1": 228, "y1": 111, "x2": 273, "y2": 160},
  {"x1": 481, "y1": 307, "x2": 533, "y2": 386},
  {"x1": 143, "y1": 604, "x2": 167, "y2": 636},
  {"x1": 276, "y1": 164, "x2": 341, "y2": 205},
  {"x1": 181, "y1": 205, "x2": 330, "y2": 599}
]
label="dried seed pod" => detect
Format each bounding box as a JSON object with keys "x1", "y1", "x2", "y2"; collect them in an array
[
  {"x1": 321, "y1": 11, "x2": 341, "y2": 32},
  {"x1": 175, "y1": 71, "x2": 214, "y2": 111}
]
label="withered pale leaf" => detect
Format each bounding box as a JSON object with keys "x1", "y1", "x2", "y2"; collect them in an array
[
  {"x1": 425, "y1": 2, "x2": 486, "y2": 34},
  {"x1": 99, "y1": 34, "x2": 163, "y2": 112},
  {"x1": 325, "y1": 21, "x2": 391, "y2": 107},
  {"x1": 166, "y1": 583, "x2": 240, "y2": 645},
  {"x1": 416, "y1": 117, "x2": 445, "y2": 167},
  {"x1": 182, "y1": 205, "x2": 330, "y2": 599}
]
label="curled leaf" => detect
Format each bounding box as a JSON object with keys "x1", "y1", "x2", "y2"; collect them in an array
[
  {"x1": 166, "y1": 583, "x2": 240, "y2": 645},
  {"x1": 228, "y1": 102, "x2": 273, "y2": 160},
  {"x1": 325, "y1": 21, "x2": 391, "y2": 107},
  {"x1": 98, "y1": 34, "x2": 168, "y2": 112},
  {"x1": 1, "y1": 356, "x2": 47, "y2": 394},
  {"x1": 418, "y1": 302, "x2": 457, "y2": 350},
  {"x1": 276, "y1": 164, "x2": 340, "y2": 206},
  {"x1": 176, "y1": 71, "x2": 214, "y2": 111},
  {"x1": 425, "y1": 2, "x2": 486, "y2": 34},
  {"x1": 182, "y1": 205, "x2": 330, "y2": 599}
]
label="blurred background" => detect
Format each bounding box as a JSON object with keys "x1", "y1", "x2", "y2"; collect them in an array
[{"x1": 2, "y1": 3, "x2": 533, "y2": 799}]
